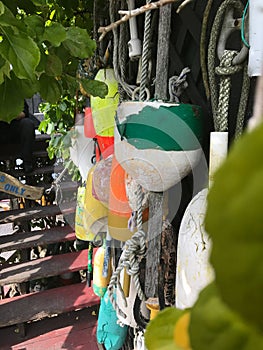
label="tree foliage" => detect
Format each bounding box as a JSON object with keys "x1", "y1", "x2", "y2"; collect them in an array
[{"x1": 0, "y1": 0, "x2": 107, "y2": 122}]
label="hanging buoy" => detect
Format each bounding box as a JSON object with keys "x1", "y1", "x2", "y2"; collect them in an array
[
  {"x1": 70, "y1": 117, "x2": 95, "y2": 181},
  {"x1": 108, "y1": 155, "x2": 133, "y2": 242},
  {"x1": 93, "y1": 245, "x2": 112, "y2": 297},
  {"x1": 176, "y1": 132, "x2": 228, "y2": 309},
  {"x1": 115, "y1": 101, "x2": 203, "y2": 191},
  {"x1": 90, "y1": 68, "x2": 119, "y2": 137},
  {"x1": 97, "y1": 291, "x2": 128, "y2": 350},
  {"x1": 83, "y1": 166, "x2": 108, "y2": 241},
  {"x1": 92, "y1": 155, "x2": 112, "y2": 206},
  {"x1": 75, "y1": 185, "x2": 88, "y2": 241}
]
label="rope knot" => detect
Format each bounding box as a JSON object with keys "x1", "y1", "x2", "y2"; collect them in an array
[{"x1": 215, "y1": 50, "x2": 243, "y2": 76}]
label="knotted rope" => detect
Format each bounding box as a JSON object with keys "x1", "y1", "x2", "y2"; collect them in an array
[
  {"x1": 208, "y1": 0, "x2": 250, "y2": 136},
  {"x1": 107, "y1": 188, "x2": 146, "y2": 320}
]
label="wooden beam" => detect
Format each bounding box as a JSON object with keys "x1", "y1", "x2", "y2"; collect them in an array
[
  {"x1": 0, "y1": 249, "x2": 88, "y2": 286},
  {"x1": 145, "y1": 192, "x2": 163, "y2": 299},
  {"x1": 0, "y1": 282, "x2": 99, "y2": 327}
]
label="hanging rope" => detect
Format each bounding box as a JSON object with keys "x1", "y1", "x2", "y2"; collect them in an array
[
  {"x1": 208, "y1": 0, "x2": 250, "y2": 136},
  {"x1": 110, "y1": 0, "x2": 136, "y2": 99},
  {"x1": 139, "y1": 0, "x2": 152, "y2": 101},
  {"x1": 107, "y1": 188, "x2": 146, "y2": 320}
]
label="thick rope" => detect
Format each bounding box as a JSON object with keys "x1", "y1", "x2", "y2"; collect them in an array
[
  {"x1": 107, "y1": 229, "x2": 146, "y2": 319},
  {"x1": 208, "y1": 0, "x2": 250, "y2": 135},
  {"x1": 139, "y1": 0, "x2": 152, "y2": 101},
  {"x1": 215, "y1": 50, "x2": 243, "y2": 131},
  {"x1": 107, "y1": 187, "x2": 146, "y2": 320}
]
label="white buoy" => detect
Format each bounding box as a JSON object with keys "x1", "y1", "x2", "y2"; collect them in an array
[{"x1": 176, "y1": 132, "x2": 228, "y2": 309}]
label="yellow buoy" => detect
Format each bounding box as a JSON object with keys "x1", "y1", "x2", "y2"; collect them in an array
[
  {"x1": 93, "y1": 246, "x2": 112, "y2": 297},
  {"x1": 90, "y1": 68, "x2": 119, "y2": 137},
  {"x1": 83, "y1": 166, "x2": 108, "y2": 240}
]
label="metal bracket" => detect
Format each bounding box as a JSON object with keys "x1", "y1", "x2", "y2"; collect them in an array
[{"x1": 217, "y1": 7, "x2": 248, "y2": 65}]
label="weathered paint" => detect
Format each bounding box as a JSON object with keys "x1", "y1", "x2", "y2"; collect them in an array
[
  {"x1": 116, "y1": 101, "x2": 203, "y2": 151},
  {"x1": 115, "y1": 133, "x2": 201, "y2": 192}
]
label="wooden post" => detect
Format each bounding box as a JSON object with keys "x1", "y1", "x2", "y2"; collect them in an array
[
  {"x1": 145, "y1": 192, "x2": 163, "y2": 299},
  {"x1": 154, "y1": 4, "x2": 172, "y2": 100}
]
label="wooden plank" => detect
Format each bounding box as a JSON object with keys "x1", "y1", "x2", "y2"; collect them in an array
[
  {"x1": 155, "y1": 4, "x2": 172, "y2": 100},
  {"x1": 0, "y1": 225, "x2": 75, "y2": 253},
  {"x1": 0, "y1": 249, "x2": 88, "y2": 286},
  {"x1": 0, "y1": 307, "x2": 99, "y2": 350},
  {"x1": 0, "y1": 201, "x2": 76, "y2": 224},
  {"x1": 0, "y1": 282, "x2": 100, "y2": 327},
  {"x1": 145, "y1": 192, "x2": 163, "y2": 299}
]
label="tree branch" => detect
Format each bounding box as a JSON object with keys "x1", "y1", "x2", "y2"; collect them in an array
[{"x1": 98, "y1": 0, "x2": 180, "y2": 41}]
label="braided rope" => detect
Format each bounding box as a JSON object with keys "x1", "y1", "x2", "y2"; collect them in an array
[
  {"x1": 215, "y1": 50, "x2": 243, "y2": 131},
  {"x1": 110, "y1": 0, "x2": 135, "y2": 99},
  {"x1": 107, "y1": 229, "x2": 146, "y2": 319},
  {"x1": 139, "y1": 0, "x2": 152, "y2": 101},
  {"x1": 208, "y1": 0, "x2": 250, "y2": 135}
]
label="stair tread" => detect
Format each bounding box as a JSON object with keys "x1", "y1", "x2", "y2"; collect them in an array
[
  {"x1": 0, "y1": 201, "x2": 76, "y2": 224},
  {"x1": 0, "y1": 249, "x2": 88, "y2": 286},
  {"x1": 0, "y1": 225, "x2": 75, "y2": 253},
  {"x1": 0, "y1": 282, "x2": 99, "y2": 327}
]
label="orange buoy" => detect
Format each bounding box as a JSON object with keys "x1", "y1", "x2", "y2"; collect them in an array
[{"x1": 108, "y1": 155, "x2": 133, "y2": 242}]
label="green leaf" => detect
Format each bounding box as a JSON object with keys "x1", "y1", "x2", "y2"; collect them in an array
[
  {"x1": 0, "y1": 2, "x2": 23, "y2": 29},
  {"x1": 62, "y1": 27, "x2": 96, "y2": 58},
  {"x1": 43, "y1": 22, "x2": 66, "y2": 47},
  {"x1": 0, "y1": 2, "x2": 4, "y2": 15},
  {"x1": 0, "y1": 55, "x2": 10, "y2": 83},
  {"x1": 79, "y1": 78, "x2": 108, "y2": 98},
  {"x1": 24, "y1": 15, "x2": 45, "y2": 41},
  {"x1": 46, "y1": 53, "x2": 62, "y2": 77},
  {"x1": 31, "y1": 0, "x2": 47, "y2": 5},
  {"x1": 145, "y1": 308, "x2": 186, "y2": 350},
  {"x1": 39, "y1": 74, "x2": 62, "y2": 103},
  {"x1": 205, "y1": 125, "x2": 263, "y2": 333},
  {"x1": 0, "y1": 27, "x2": 40, "y2": 80},
  {"x1": 190, "y1": 283, "x2": 263, "y2": 350},
  {"x1": 0, "y1": 75, "x2": 26, "y2": 122}
]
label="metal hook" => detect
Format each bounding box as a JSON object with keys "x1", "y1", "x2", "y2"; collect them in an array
[{"x1": 217, "y1": 7, "x2": 249, "y2": 65}]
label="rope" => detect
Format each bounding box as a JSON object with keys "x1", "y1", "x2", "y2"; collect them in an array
[
  {"x1": 215, "y1": 50, "x2": 243, "y2": 131},
  {"x1": 139, "y1": 0, "x2": 152, "y2": 101},
  {"x1": 208, "y1": 0, "x2": 250, "y2": 136},
  {"x1": 107, "y1": 229, "x2": 146, "y2": 319},
  {"x1": 45, "y1": 166, "x2": 68, "y2": 204},
  {"x1": 107, "y1": 188, "x2": 146, "y2": 320},
  {"x1": 168, "y1": 67, "x2": 191, "y2": 102},
  {"x1": 110, "y1": 0, "x2": 136, "y2": 99}
]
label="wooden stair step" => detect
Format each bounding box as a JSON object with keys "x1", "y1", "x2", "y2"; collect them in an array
[
  {"x1": 0, "y1": 201, "x2": 76, "y2": 225},
  {"x1": 0, "y1": 249, "x2": 88, "y2": 286},
  {"x1": 0, "y1": 225, "x2": 76, "y2": 253},
  {"x1": 0, "y1": 282, "x2": 100, "y2": 327},
  {"x1": 14, "y1": 163, "x2": 64, "y2": 176}
]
